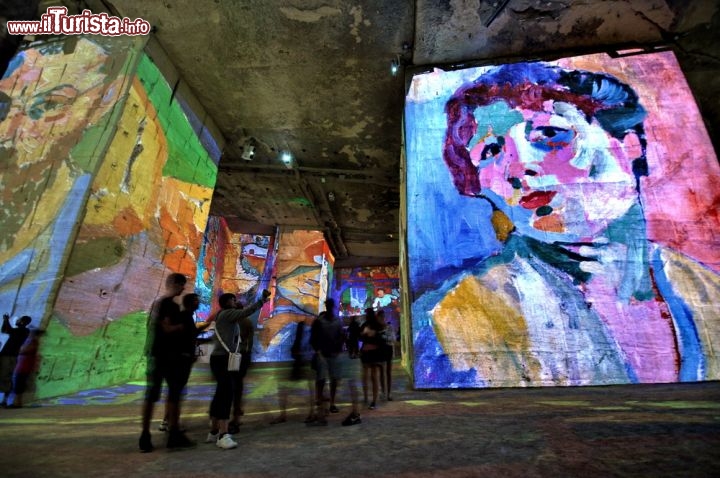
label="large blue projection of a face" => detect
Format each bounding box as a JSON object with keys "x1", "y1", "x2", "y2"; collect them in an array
[{"x1": 405, "y1": 52, "x2": 720, "y2": 389}]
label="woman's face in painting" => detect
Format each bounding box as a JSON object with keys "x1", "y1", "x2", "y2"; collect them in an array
[
  {"x1": 0, "y1": 39, "x2": 119, "y2": 259},
  {"x1": 469, "y1": 99, "x2": 641, "y2": 243}
]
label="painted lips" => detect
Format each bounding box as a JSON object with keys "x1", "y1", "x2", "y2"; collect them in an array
[{"x1": 519, "y1": 191, "x2": 557, "y2": 209}]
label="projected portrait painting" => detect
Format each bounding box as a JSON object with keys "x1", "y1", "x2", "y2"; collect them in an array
[
  {"x1": 0, "y1": 37, "x2": 139, "y2": 328},
  {"x1": 52, "y1": 53, "x2": 218, "y2": 336},
  {"x1": 405, "y1": 51, "x2": 720, "y2": 388},
  {"x1": 41, "y1": 52, "x2": 218, "y2": 396}
]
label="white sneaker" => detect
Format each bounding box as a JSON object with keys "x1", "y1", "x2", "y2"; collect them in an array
[
  {"x1": 158, "y1": 419, "x2": 168, "y2": 432},
  {"x1": 205, "y1": 431, "x2": 219, "y2": 443},
  {"x1": 216, "y1": 434, "x2": 237, "y2": 450}
]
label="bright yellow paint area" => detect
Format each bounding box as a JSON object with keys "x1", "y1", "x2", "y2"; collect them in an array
[
  {"x1": 432, "y1": 274, "x2": 540, "y2": 383},
  {"x1": 84, "y1": 78, "x2": 167, "y2": 232}
]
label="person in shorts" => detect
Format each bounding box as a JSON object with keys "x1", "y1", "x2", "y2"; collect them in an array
[{"x1": 309, "y1": 298, "x2": 360, "y2": 425}]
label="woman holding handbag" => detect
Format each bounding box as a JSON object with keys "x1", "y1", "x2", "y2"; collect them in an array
[{"x1": 207, "y1": 290, "x2": 271, "y2": 449}]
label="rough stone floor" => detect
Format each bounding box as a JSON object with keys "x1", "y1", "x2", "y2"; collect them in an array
[{"x1": 0, "y1": 360, "x2": 718, "y2": 478}]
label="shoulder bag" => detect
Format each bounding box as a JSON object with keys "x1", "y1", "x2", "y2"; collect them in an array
[{"x1": 216, "y1": 320, "x2": 242, "y2": 372}]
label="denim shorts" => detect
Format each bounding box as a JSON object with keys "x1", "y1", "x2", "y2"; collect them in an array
[{"x1": 315, "y1": 354, "x2": 343, "y2": 381}]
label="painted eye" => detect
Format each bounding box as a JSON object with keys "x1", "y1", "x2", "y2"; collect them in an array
[
  {"x1": 527, "y1": 126, "x2": 575, "y2": 151},
  {"x1": 480, "y1": 142, "x2": 502, "y2": 160},
  {"x1": 27, "y1": 85, "x2": 78, "y2": 120},
  {"x1": 479, "y1": 135, "x2": 505, "y2": 162}
]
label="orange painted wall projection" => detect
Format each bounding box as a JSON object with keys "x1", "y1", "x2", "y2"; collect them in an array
[{"x1": 254, "y1": 229, "x2": 333, "y2": 362}]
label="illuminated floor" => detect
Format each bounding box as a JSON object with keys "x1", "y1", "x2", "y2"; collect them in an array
[{"x1": 1, "y1": 361, "x2": 719, "y2": 478}]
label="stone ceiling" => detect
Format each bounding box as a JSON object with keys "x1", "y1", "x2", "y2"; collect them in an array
[{"x1": 3, "y1": 0, "x2": 719, "y2": 267}]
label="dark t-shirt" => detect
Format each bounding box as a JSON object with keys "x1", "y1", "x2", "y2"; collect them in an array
[
  {"x1": 0, "y1": 326, "x2": 30, "y2": 357},
  {"x1": 310, "y1": 312, "x2": 344, "y2": 357},
  {"x1": 175, "y1": 310, "x2": 199, "y2": 358},
  {"x1": 147, "y1": 296, "x2": 182, "y2": 358}
]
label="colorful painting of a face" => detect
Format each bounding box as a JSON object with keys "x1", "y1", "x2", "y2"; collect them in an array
[
  {"x1": 406, "y1": 52, "x2": 720, "y2": 389},
  {"x1": 444, "y1": 63, "x2": 646, "y2": 244},
  {"x1": 0, "y1": 39, "x2": 125, "y2": 254},
  {"x1": 0, "y1": 37, "x2": 136, "y2": 322},
  {"x1": 472, "y1": 100, "x2": 639, "y2": 240}
]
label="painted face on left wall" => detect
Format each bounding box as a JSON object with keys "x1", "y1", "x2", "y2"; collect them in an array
[{"x1": 0, "y1": 39, "x2": 123, "y2": 259}]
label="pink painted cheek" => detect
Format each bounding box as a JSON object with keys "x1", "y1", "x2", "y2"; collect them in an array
[
  {"x1": 479, "y1": 167, "x2": 514, "y2": 197},
  {"x1": 506, "y1": 161, "x2": 527, "y2": 184},
  {"x1": 477, "y1": 142, "x2": 521, "y2": 198},
  {"x1": 501, "y1": 139, "x2": 526, "y2": 180},
  {"x1": 535, "y1": 148, "x2": 589, "y2": 184}
]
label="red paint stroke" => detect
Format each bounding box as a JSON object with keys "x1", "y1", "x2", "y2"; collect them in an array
[{"x1": 519, "y1": 191, "x2": 556, "y2": 209}]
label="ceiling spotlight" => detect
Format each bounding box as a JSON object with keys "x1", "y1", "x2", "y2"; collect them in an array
[
  {"x1": 280, "y1": 151, "x2": 294, "y2": 169},
  {"x1": 390, "y1": 57, "x2": 400, "y2": 76}
]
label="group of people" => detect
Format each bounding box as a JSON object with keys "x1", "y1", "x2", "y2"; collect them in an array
[
  {"x1": 139, "y1": 277, "x2": 399, "y2": 453},
  {"x1": 306, "y1": 297, "x2": 362, "y2": 426},
  {"x1": 139, "y1": 272, "x2": 271, "y2": 452},
  {"x1": 352, "y1": 308, "x2": 395, "y2": 408},
  {"x1": 277, "y1": 298, "x2": 396, "y2": 428}
]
